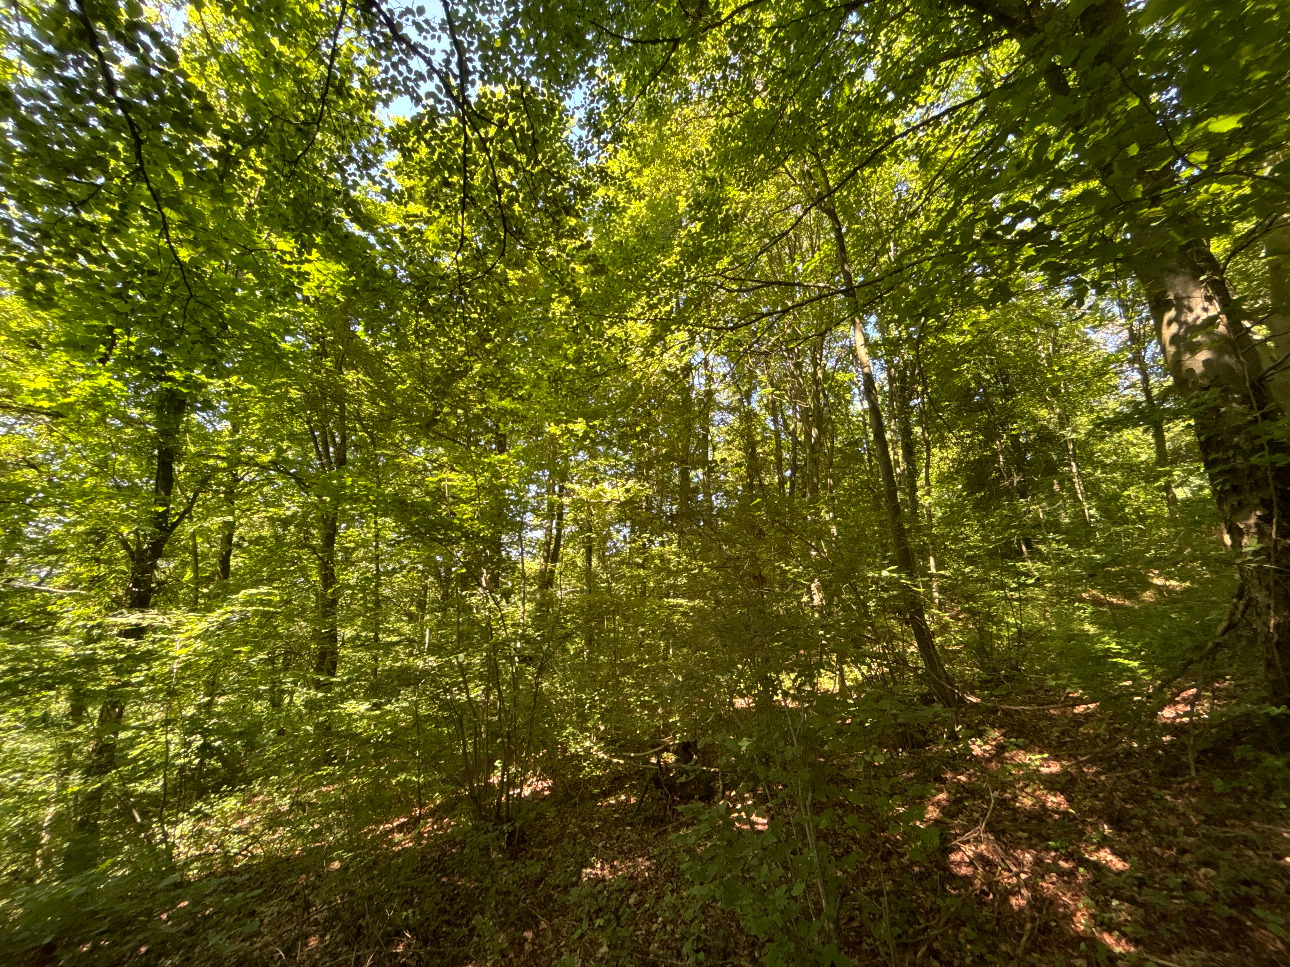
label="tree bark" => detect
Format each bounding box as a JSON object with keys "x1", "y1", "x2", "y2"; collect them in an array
[
  {"x1": 190, "y1": 528, "x2": 200, "y2": 608},
  {"x1": 1125, "y1": 303, "x2": 1178, "y2": 512},
  {"x1": 1260, "y1": 222, "x2": 1290, "y2": 407},
  {"x1": 216, "y1": 467, "x2": 236, "y2": 582},
  {"x1": 1138, "y1": 238, "x2": 1290, "y2": 704},
  {"x1": 768, "y1": 376, "x2": 787, "y2": 496},
  {"x1": 304, "y1": 344, "x2": 348, "y2": 688}
]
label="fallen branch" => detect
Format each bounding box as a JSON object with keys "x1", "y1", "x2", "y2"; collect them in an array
[{"x1": 951, "y1": 783, "x2": 997, "y2": 846}]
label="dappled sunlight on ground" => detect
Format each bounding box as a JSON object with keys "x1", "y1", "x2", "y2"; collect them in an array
[
  {"x1": 580, "y1": 855, "x2": 653, "y2": 883},
  {"x1": 24, "y1": 682, "x2": 1288, "y2": 967},
  {"x1": 921, "y1": 692, "x2": 1290, "y2": 966}
]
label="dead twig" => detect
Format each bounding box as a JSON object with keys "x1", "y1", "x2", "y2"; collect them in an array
[{"x1": 952, "y1": 783, "x2": 997, "y2": 846}]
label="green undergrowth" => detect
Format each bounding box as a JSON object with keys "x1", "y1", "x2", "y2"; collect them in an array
[{"x1": 6, "y1": 668, "x2": 1288, "y2": 967}]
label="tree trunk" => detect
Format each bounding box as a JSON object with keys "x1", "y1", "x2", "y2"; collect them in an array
[
  {"x1": 62, "y1": 694, "x2": 124, "y2": 874},
  {"x1": 678, "y1": 360, "x2": 695, "y2": 521},
  {"x1": 538, "y1": 480, "x2": 565, "y2": 596},
  {"x1": 815, "y1": 184, "x2": 957, "y2": 705},
  {"x1": 1138, "y1": 238, "x2": 1290, "y2": 705},
  {"x1": 892, "y1": 361, "x2": 923, "y2": 541},
  {"x1": 313, "y1": 506, "x2": 340, "y2": 684},
  {"x1": 1261, "y1": 222, "x2": 1290, "y2": 407},
  {"x1": 190, "y1": 528, "x2": 200, "y2": 608},
  {"x1": 1125, "y1": 311, "x2": 1178, "y2": 513},
  {"x1": 216, "y1": 467, "x2": 236, "y2": 582},
  {"x1": 583, "y1": 533, "x2": 596, "y2": 657},
  {"x1": 700, "y1": 351, "x2": 715, "y2": 519},
  {"x1": 66, "y1": 385, "x2": 188, "y2": 874},
  {"x1": 768, "y1": 377, "x2": 787, "y2": 496},
  {"x1": 371, "y1": 510, "x2": 382, "y2": 686},
  {"x1": 738, "y1": 374, "x2": 764, "y2": 498},
  {"x1": 919, "y1": 393, "x2": 941, "y2": 611},
  {"x1": 304, "y1": 367, "x2": 348, "y2": 687},
  {"x1": 955, "y1": 0, "x2": 1290, "y2": 706},
  {"x1": 1063, "y1": 434, "x2": 1093, "y2": 526}
]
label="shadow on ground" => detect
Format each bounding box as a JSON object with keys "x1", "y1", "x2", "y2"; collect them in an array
[{"x1": 14, "y1": 676, "x2": 1287, "y2": 967}]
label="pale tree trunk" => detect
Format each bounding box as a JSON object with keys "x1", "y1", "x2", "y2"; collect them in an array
[
  {"x1": 1138, "y1": 239, "x2": 1290, "y2": 704},
  {"x1": 1042, "y1": 331, "x2": 1093, "y2": 525},
  {"x1": 190, "y1": 529, "x2": 200, "y2": 608},
  {"x1": 891, "y1": 359, "x2": 924, "y2": 543},
  {"x1": 477, "y1": 430, "x2": 508, "y2": 592},
  {"x1": 735, "y1": 372, "x2": 764, "y2": 498},
  {"x1": 956, "y1": 0, "x2": 1290, "y2": 707},
  {"x1": 371, "y1": 511, "x2": 382, "y2": 686},
  {"x1": 768, "y1": 374, "x2": 787, "y2": 496},
  {"x1": 582, "y1": 533, "x2": 596, "y2": 657},
  {"x1": 700, "y1": 351, "x2": 715, "y2": 519},
  {"x1": 306, "y1": 413, "x2": 347, "y2": 688},
  {"x1": 1258, "y1": 222, "x2": 1290, "y2": 407},
  {"x1": 918, "y1": 393, "x2": 941, "y2": 611},
  {"x1": 678, "y1": 360, "x2": 695, "y2": 521},
  {"x1": 1063, "y1": 434, "x2": 1092, "y2": 526}
]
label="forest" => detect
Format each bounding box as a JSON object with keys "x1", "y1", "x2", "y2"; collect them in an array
[{"x1": 1, "y1": 1, "x2": 1288, "y2": 964}]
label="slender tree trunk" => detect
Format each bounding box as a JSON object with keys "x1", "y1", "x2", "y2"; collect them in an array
[
  {"x1": 700, "y1": 351, "x2": 715, "y2": 519},
  {"x1": 914, "y1": 343, "x2": 941, "y2": 609},
  {"x1": 371, "y1": 510, "x2": 382, "y2": 686},
  {"x1": 738, "y1": 375, "x2": 764, "y2": 498},
  {"x1": 919, "y1": 399, "x2": 941, "y2": 611},
  {"x1": 66, "y1": 385, "x2": 188, "y2": 874},
  {"x1": 63, "y1": 694, "x2": 125, "y2": 874},
  {"x1": 190, "y1": 528, "x2": 200, "y2": 608},
  {"x1": 217, "y1": 467, "x2": 236, "y2": 582},
  {"x1": 303, "y1": 350, "x2": 348, "y2": 688},
  {"x1": 538, "y1": 476, "x2": 565, "y2": 614},
  {"x1": 1042, "y1": 333, "x2": 1094, "y2": 526},
  {"x1": 768, "y1": 379, "x2": 787, "y2": 497},
  {"x1": 313, "y1": 506, "x2": 340, "y2": 684},
  {"x1": 800, "y1": 340, "x2": 825, "y2": 501},
  {"x1": 480, "y1": 430, "x2": 508, "y2": 592},
  {"x1": 893, "y1": 363, "x2": 923, "y2": 540},
  {"x1": 1064, "y1": 435, "x2": 1093, "y2": 526},
  {"x1": 582, "y1": 533, "x2": 596, "y2": 657},
  {"x1": 1126, "y1": 312, "x2": 1178, "y2": 513},
  {"x1": 815, "y1": 186, "x2": 957, "y2": 705},
  {"x1": 678, "y1": 360, "x2": 694, "y2": 520}
]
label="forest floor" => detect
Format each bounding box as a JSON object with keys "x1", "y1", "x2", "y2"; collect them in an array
[{"x1": 25, "y1": 676, "x2": 1290, "y2": 967}]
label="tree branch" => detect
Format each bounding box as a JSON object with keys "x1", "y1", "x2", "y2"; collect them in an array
[
  {"x1": 71, "y1": 0, "x2": 196, "y2": 304},
  {"x1": 291, "y1": 0, "x2": 350, "y2": 167}
]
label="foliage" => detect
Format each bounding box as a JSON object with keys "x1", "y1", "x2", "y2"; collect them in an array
[{"x1": 1, "y1": 1, "x2": 1288, "y2": 965}]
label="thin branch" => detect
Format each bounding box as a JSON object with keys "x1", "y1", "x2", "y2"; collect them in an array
[
  {"x1": 588, "y1": 0, "x2": 773, "y2": 47},
  {"x1": 71, "y1": 0, "x2": 196, "y2": 304},
  {"x1": 291, "y1": 0, "x2": 350, "y2": 167}
]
